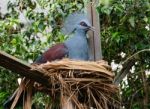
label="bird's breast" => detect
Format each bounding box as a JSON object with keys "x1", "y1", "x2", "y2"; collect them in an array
[{"x1": 65, "y1": 35, "x2": 89, "y2": 60}]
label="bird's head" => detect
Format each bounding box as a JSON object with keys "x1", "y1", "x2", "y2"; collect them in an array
[
  {"x1": 62, "y1": 12, "x2": 94, "y2": 35},
  {"x1": 76, "y1": 20, "x2": 94, "y2": 32}
]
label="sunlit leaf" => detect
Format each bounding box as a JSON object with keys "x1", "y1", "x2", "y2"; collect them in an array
[{"x1": 129, "y1": 16, "x2": 135, "y2": 27}]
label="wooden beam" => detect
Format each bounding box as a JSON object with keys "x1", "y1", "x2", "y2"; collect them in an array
[
  {"x1": 87, "y1": 0, "x2": 102, "y2": 61},
  {"x1": 0, "y1": 50, "x2": 50, "y2": 87}
]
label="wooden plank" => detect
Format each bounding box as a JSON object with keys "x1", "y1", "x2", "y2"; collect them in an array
[
  {"x1": 92, "y1": 0, "x2": 102, "y2": 60},
  {"x1": 0, "y1": 50, "x2": 50, "y2": 87},
  {"x1": 87, "y1": 0, "x2": 102, "y2": 61},
  {"x1": 87, "y1": 3, "x2": 95, "y2": 61}
]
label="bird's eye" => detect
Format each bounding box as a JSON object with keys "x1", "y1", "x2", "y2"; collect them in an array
[{"x1": 80, "y1": 21, "x2": 88, "y2": 27}]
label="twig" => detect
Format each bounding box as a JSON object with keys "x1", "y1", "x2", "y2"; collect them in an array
[{"x1": 123, "y1": 49, "x2": 150, "y2": 64}]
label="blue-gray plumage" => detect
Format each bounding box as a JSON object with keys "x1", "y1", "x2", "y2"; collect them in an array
[
  {"x1": 61, "y1": 12, "x2": 94, "y2": 61},
  {"x1": 34, "y1": 12, "x2": 94, "y2": 63},
  {"x1": 65, "y1": 27, "x2": 89, "y2": 60}
]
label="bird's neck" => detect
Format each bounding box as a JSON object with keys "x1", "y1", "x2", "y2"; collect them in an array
[
  {"x1": 65, "y1": 29, "x2": 88, "y2": 44},
  {"x1": 74, "y1": 29, "x2": 87, "y2": 37}
]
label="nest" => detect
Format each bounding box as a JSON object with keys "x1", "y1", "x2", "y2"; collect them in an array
[
  {"x1": 11, "y1": 59, "x2": 120, "y2": 109},
  {"x1": 31, "y1": 59, "x2": 120, "y2": 109}
]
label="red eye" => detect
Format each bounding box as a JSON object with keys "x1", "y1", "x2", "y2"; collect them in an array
[{"x1": 80, "y1": 21, "x2": 88, "y2": 27}]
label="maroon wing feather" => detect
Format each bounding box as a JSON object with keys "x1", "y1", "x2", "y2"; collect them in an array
[{"x1": 35, "y1": 43, "x2": 68, "y2": 64}]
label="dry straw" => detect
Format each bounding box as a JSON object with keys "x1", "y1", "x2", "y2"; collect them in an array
[{"x1": 31, "y1": 59, "x2": 120, "y2": 109}]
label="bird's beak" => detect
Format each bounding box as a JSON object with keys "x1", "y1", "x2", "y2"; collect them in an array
[{"x1": 89, "y1": 26, "x2": 95, "y2": 31}]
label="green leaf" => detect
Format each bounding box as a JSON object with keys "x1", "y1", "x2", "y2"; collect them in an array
[
  {"x1": 11, "y1": 38, "x2": 17, "y2": 44},
  {"x1": 143, "y1": 17, "x2": 148, "y2": 22},
  {"x1": 129, "y1": 16, "x2": 135, "y2": 27}
]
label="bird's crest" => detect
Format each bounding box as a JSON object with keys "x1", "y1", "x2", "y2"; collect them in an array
[{"x1": 62, "y1": 12, "x2": 90, "y2": 35}]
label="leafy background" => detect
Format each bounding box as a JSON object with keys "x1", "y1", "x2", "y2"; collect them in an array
[{"x1": 0, "y1": 0, "x2": 150, "y2": 109}]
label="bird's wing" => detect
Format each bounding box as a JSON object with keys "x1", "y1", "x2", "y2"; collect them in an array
[{"x1": 34, "y1": 43, "x2": 68, "y2": 64}]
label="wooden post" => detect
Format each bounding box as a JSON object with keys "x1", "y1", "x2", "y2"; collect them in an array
[{"x1": 87, "y1": 0, "x2": 102, "y2": 61}]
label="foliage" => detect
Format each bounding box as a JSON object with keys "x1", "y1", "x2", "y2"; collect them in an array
[{"x1": 98, "y1": 0, "x2": 150, "y2": 109}]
